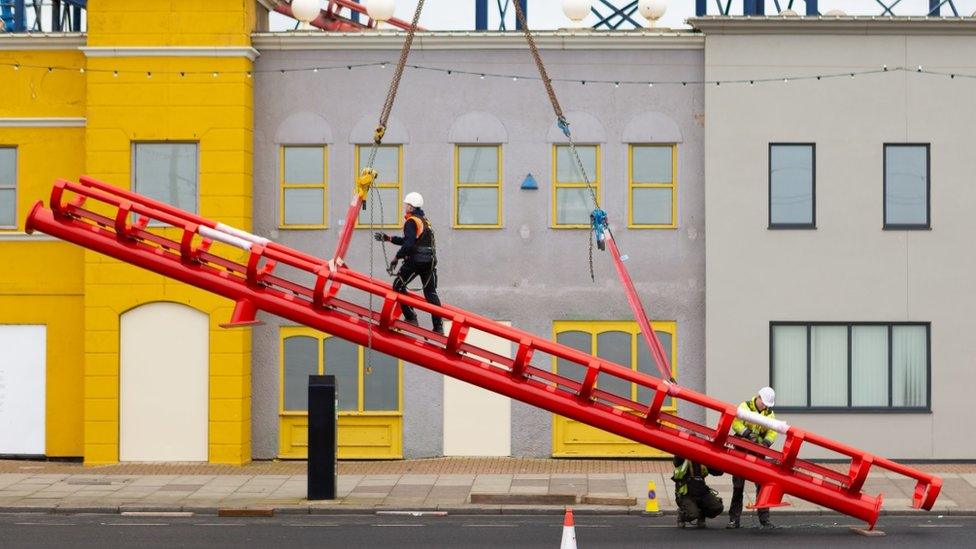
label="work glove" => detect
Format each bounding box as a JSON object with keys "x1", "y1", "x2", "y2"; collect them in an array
[
  {"x1": 740, "y1": 429, "x2": 753, "y2": 441},
  {"x1": 761, "y1": 439, "x2": 773, "y2": 448},
  {"x1": 387, "y1": 259, "x2": 399, "y2": 275},
  {"x1": 373, "y1": 232, "x2": 390, "y2": 242}
]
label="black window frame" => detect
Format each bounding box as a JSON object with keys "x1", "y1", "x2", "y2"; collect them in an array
[
  {"x1": 768, "y1": 142, "x2": 816, "y2": 230},
  {"x1": 769, "y1": 321, "x2": 931, "y2": 413},
  {"x1": 883, "y1": 143, "x2": 931, "y2": 230}
]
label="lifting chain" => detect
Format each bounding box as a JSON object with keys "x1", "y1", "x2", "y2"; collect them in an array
[
  {"x1": 512, "y1": 1, "x2": 601, "y2": 281},
  {"x1": 365, "y1": 0, "x2": 427, "y2": 359}
]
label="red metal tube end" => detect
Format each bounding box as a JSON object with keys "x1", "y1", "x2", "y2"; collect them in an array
[
  {"x1": 868, "y1": 492, "x2": 884, "y2": 530},
  {"x1": 24, "y1": 200, "x2": 45, "y2": 234},
  {"x1": 920, "y1": 477, "x2": 942, "y2": 510}
]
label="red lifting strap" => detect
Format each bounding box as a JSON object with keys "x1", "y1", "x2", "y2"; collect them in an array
[{"x1": 26, "y1": 177, "x2": 942, "y2": 530}]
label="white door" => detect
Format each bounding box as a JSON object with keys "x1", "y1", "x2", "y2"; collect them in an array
[
  {"x1": 120, "y1": 303, "x2": 208, "y2": 461},
  {"x1": 443, "y1": 321, "x2": 512, "y2": 456},
  {"x1": 0, "y1": 325, "x2": 46, "y2": 455}
]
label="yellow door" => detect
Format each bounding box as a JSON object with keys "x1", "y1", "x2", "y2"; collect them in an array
[
  {"x1": 552, "y1": 320, "x2": 677, "y2": 457},
  {"x1": 278, "y1": 327, "x2": 403, "y2": 459}
]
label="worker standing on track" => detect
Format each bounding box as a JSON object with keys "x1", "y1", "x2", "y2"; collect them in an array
[
  {"x1": 374, "y1": 192, "x2": 443, "y2": 334},
  {"x1": 672, "y1": 456, "x2": 724, "y2": 528},
  {"x1": 728, "y1": 386, "x2": 777, "y2": 529}
]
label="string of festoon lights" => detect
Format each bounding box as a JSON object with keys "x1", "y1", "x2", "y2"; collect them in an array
[{"x1": 1, "y1": 60, "x2": 975, "y2": 85}]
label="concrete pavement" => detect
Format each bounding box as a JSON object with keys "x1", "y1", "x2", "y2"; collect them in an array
[{"x1": 0, "y1": 458, "x2": 973, "y2": 517}]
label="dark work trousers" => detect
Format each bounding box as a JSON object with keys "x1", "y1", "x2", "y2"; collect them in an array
[
  {"x1": 729, "y1": 475, "x2": 770, "y2": 524},
  {"x1": 677, "y1": 490, "x2": 723, "y2": 522},
  {"x1": 393, "y1": 259, "x2": 442, "y2": 332}
]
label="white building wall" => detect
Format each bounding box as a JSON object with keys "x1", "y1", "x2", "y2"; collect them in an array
[{"x1": 699, "y1": 20, "x2": 976, "y2": 459}]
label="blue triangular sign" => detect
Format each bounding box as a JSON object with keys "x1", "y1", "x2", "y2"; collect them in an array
[{"x1": 521, "y1": 173, "x2": 538, "y2": 190}]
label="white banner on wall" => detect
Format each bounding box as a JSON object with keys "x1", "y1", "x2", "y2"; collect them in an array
[{"x1": 0, "y1": 325, "x2": 46, "y2": 456}]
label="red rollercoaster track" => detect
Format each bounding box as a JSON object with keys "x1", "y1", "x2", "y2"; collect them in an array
[{"x1": 26, "y1": 176, "x2": 941, "y2": 529}]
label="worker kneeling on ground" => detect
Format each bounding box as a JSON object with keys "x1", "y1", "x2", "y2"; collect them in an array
[
  {"x1": 672, "y1": 456, "x2": 724, "y2": 528},
  {"x1": 728, "y1": 386, "x2": 777, "y2": 529},
  {"x1": 374, "y1": 192, "x2": 443, "y2": 334}
]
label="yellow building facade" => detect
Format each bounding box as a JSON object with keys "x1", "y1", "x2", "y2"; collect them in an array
[{"x1": 0, "y1": 1, "x2": 260, "y2": 464}]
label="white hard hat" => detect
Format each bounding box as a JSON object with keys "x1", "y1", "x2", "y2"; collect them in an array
[
  {"x1": 404, "y1": 192, "x2": 424, "y2": 208},
  {"x1": 758, "y1": 386, "x2": 776, "y2": 407}
]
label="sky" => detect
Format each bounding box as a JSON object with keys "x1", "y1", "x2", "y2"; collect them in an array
[{"x1": 269, "y1": 0, "x2": 976, "y2": 31}]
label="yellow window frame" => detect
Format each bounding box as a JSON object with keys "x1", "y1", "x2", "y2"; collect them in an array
[
  {"x1": 355, "y1": 144, "x2": 403, "y2": 229},
  {"x1": 552, "y1": 144, "x2": 601, "y2": 229},
  {"x1": 278, "y1": 326, "x2": 404, "y2": 417},
  {"x1": 279, "y1": 145, "x2": 329, "y2": 229},
  {"x1": 551, "y1": 320, "x2": 678, "y2": 409},
  {"x1": 454, "y1": 144, "x2": 503, "y2": 229},
  {"x1": 628, "y1": 144, "x2": 677, "y2": 229}
]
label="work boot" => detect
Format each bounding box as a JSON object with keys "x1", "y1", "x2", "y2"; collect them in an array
[
  {"x1": 676, "y1": 518, "x2": 686, "y2": 529},
  {"x1": 726, "y1": 519, "x2": 740, "y2": 529},
  {"x1": 432, "y1": 323, "x2": 444, "y2": 335},
  {"x1": 404, "y1": 317, "x2": 419, "y2": 327},
  {"x1": 760, "y1": 519, "x2": 775, "y2": 529},
  {"x1": 696, "y1": 518, "x2": 706, "y2": 529}
]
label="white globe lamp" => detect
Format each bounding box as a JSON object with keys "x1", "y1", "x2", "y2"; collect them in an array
[
  {"x1": 290, "y1": 0, "x2": 321, "y2": 30},
  {"x1": 365, "y1": 0, "x2": 396, "y2": 23},
  {"x1": 562, "y1": 0, "x2": 592, "y2": 29},
  {"x1": 638, "y1": 0, "x2": 667, "y2": 27}
]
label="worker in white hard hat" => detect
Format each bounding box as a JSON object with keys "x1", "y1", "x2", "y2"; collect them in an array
[
  {"x1": 727, "y1": 386, "x2": 777, "y2": 529},
  {"x1": 373, "y1": 192, "x2": 443, "y2": 334}
]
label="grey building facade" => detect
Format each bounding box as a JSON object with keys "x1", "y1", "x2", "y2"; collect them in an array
[
  {"x1": 695, "y1": 17, "x2": 976, "y2": 459},
  {"x1": 250, "y1": 31, "x2": 705, "y2": 459}
]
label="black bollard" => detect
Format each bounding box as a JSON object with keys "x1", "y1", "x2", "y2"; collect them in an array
[{"x1": 307, "y1": 374, "x2": 337, "y2": 500}]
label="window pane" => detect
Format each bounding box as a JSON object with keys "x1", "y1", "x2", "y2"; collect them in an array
[
  {"x1": 892, "y1": 326, "x2": 927, "y2": 407},
  {"x1": 631, "y1": 187, "x2": 672, "y2": 225},
  {"x1": 363, "y1": 187, "x2": 400, "y2": 226},
  {"x1": 885, "y1": 146, "x2": 928, "y2": 226},
  {"x1": 283, "y1": 336, "x2": 318, "y2": 412},
  {"x1": 283, "y1": 188, "x2": 325, "y2": 225},
  {"x1": 458, "y1": 187, "x2": 498, "y2": 225},
  {"x1": 810, "y1": 326, "x2": 848, "y2": 407},
  {"x1": 555, "y1": 187, "x2": 591, "y2": 225},
  {"x1": 596, "y1": 331, "x2": 632, "y2": 401},
  {"x1": 770, "y1": 145, "x2": 813, "y2": 225},
  {"x1": 632, "y1": 146, "x2": 672, "y2": 183},
  {"x1": 363, "y1": 146, "x2": 399, "y2": 182},
  {"x1": 772, "y1": 325, "x2": 807, "y2": 407},
  {"x1": 0, "y1": 148, "x2": 15, "y2": 185},
  {"x1": 284, "y1": 147, "x2": 324, "y2": 183},
  {"x1": 458, "y1": 146, "x2": 498, "y2": 183},
  {"x1": 851, "y1": 326, "x2": 888, "y2": 407},
  {"x1": 556, "y1": 330, "x2": 590, "y2": 383},
  {"x1": 556, "y1": 146, "x2": 596, "y2": 183},
  {"x1": 134, "y1": 143, "x2": 197, "y2": 213},
  {"x1": 637, "y1": 331, "x2": 672, "y2": 405},
  {"x1": 0, "y1": 189, "x2": 14, "y2": 227},
  {"x1": 364, "y1": 351, "x2": 399, "y2": 411},
  {"x1": 324, "y1": 337, "x2": 359, "y2": 412}
]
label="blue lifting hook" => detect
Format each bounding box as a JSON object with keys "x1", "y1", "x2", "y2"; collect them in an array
[{"x1": 590, "y1": 208, "x2": 608, "y2": 252}]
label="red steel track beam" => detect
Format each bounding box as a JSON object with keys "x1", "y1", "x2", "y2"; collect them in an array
[{"x1": 26, "y1": 179, "x2": 944, "y2": 529}]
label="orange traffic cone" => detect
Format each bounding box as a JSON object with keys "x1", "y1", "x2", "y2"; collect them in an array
[{"x1": 560, "y1": 507, "x2": 577, "y2": 549}]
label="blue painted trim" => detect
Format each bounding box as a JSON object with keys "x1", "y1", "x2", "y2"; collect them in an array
[{"x1": 475, "y1": 0, "x2": 487, "y2": 30}]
